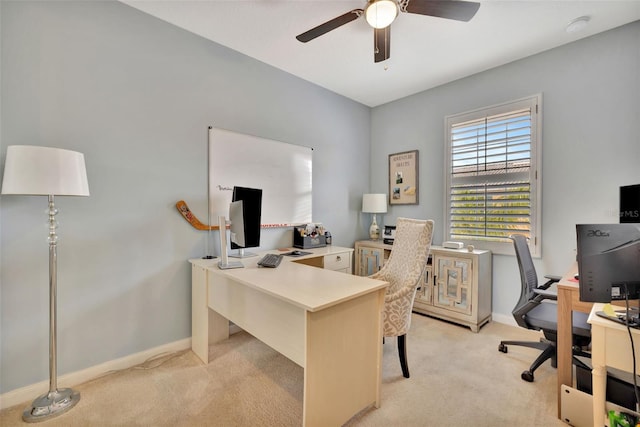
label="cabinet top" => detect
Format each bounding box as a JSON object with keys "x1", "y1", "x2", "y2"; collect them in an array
[{"x1": 355, "y1": 240, "x2": 490, "y2": 255}]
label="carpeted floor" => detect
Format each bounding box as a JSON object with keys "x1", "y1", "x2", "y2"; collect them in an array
[{"x1": 0, "y1": 313, "x2": 567, "y2": 426}]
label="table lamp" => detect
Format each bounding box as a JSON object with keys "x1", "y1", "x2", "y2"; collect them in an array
[
  {"x1": 1, "y1": 145, "x2": 89, "y2": 422},
  {"x1": 362, "y1": 193, "x2": 387, "y2": 240}
]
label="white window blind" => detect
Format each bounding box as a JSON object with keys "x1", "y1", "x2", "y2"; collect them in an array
[{"x1": 445, "y1": 95, "x2": 541, "y2": 256}]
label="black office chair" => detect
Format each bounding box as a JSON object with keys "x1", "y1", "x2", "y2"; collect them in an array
[{"x1": 498, "y1": 234, "x2": 591, "y2": 382}]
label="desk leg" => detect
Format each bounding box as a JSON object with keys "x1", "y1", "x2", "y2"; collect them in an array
[
  {"x1": 591, "y1": 326, "x2": 607, "y2": 427},
  {"x1": 192, "y1": 264, "x2": 229, "y2": 364},
  {"x1": 303, "y1": 289, "x2": 384, "y2": 427},
  {"x1": 557, "y1": 286, "x2": 574, "y2": 418}
]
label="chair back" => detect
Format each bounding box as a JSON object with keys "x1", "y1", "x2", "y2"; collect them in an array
[
  {"x1": 510, "y1": 234, "x2": 539, "y2": 327},
  {"x1": 372, "y1": 217, "x2": 434, "y2": 337}
]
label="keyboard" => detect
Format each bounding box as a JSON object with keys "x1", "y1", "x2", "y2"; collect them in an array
[{"x1": 257, "y1": 253, "x2": 283, "y2": 268}]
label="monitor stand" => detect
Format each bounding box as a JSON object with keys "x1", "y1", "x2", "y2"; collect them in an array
[
  {"x1": 229, "y1": 248, "x2": 258, "y2": 258},
  {"x1": 217, "y1": 216, "x2": 243, "y2": 270}
]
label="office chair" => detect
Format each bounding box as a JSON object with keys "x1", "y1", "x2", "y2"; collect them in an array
[
  {"x1": 498, "y1": 234, "x2": 591, "y2": 382},
  {"x1": 369, "y1": 217, "x2": 434, "y2": 378}
]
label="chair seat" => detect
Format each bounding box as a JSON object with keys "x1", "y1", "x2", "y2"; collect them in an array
[{"x1": 525, "y1": 301, "x2": 591, "y2": 338}]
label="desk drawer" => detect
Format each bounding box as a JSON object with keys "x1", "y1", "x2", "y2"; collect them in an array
[{"x1": 324, "y1": 253, "x2": 351, "y2": 272}]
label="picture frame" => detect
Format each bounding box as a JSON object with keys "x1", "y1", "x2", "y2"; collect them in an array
[{"x1": 389, "y1": 150, "x2": 419, "y2": 205}]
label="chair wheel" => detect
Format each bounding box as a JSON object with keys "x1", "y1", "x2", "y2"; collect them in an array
[
  {"x1": 521, "y1": 371, "x2": 534, "y2": 382},
  {"x1": 498, "y1": 343, "x2": 508, "y2": 353}
]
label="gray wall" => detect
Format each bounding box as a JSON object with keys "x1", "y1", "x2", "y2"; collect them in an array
[
  {"x1": 371, "y1": 21, "x2": 640, "y2": 319},
  {"x1": 0, "y1": 1, "x2": 371, "y2": 393}
]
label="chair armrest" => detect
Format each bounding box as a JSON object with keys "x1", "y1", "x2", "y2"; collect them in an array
[
  {"x1": 513, "y1": 299, "x2": 543, "y2": 323},
  {"x1": 533, "y1": 288, "x2": 558, "y2": 300},
  {"x1": 538, "y1": 275, "x2": 561, "y2": 290}
]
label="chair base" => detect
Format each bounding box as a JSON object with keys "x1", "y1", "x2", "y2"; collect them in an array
[
  {"x1": 498, "y1": 338, "x2": 556, "y2": 382},
  {"x1": 499, "y1": 338, "x2": 591, "y2": 382}
]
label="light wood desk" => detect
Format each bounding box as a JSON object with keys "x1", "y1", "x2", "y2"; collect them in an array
[
  {"x1": 557, "y1": 263, "x2": 594, "y2": 417},
  {"x1": 589, "y1": 303, "x2": 640, "y2": 426},
  {"x1": 190, "y1": 246, "x2": 389, "y2": 427},
  {"x1": 556, "y1": 265, "x2": 632, "y2": 419}
]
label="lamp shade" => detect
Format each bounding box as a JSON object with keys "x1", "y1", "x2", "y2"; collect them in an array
[
  {"x1": 362, "y1": 193, "x2": 387, "y2": 213},
  {"x1": 365, "y1": 0, "x2": 398, "y2": 29},
  {"x1": 1, "y1": 145, "x2": 89, "y2": 196}
]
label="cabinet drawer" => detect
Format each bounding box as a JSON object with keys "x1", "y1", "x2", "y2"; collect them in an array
[{"x1": 324, "y1": 253, "x2": 351, "y2": 271}]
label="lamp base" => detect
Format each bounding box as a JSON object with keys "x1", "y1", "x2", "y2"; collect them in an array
[
  {"x1": 23, "y1": 388, "x2": 80, "y2": 423},
  {"x1": 369, "y1": 214, "x2": 381, "y2": 240}
]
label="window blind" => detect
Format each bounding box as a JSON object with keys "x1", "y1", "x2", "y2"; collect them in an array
[{"x1": 449, "y1": 108, "x2": 533, "y2": 242}]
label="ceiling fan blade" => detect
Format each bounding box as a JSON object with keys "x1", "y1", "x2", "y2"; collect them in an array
[
  {"x1": 403, "y1": 0, "x2": 480, "y2": 22},
  {"x1": 374, "y1": 26, "x2": 390, "y2": 63},
  {"x1": 296, "y1": 9, "x2": 364, "y2": 43}
]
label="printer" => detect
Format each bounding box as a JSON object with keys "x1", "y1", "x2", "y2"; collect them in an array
[{"x1": 383, "y1": 225, "x2": 396, "y2": 245}]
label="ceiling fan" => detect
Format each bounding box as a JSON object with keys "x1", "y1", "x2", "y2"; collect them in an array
[{"x1": 296, "y1": 0, "x2": 481, "y2": 63}]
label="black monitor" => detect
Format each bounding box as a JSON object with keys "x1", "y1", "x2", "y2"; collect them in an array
[
  {"x1": 620, "y1": 184, "x2": 640, "y2": 223},
  {"x1": 576, "y1": 223, "x2": 640, "y2": 302},
  {"x1": 229, "y1": 186, "x2": 262, "y2": 258}
]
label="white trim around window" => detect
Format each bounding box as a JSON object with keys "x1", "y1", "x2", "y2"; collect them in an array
[{"x1": 444, "y1": 94, "x2": 542, "y2": 257}]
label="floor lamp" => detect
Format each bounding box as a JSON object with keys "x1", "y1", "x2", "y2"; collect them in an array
[{"x1": 1, "y1": 145, "x2": 89, "y2": 422}]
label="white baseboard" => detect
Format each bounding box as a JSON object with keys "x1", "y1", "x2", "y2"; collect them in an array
[
  {"x1": 491, "y1": 312, "x2": 517, "y2": 327},
  {"x1": 0, "y1": 338, "x2": 191, "y2": 411}
]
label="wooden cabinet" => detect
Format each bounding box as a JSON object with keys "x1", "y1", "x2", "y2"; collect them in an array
[
  {"x1": 355, "y1": 240, "x2": 492, "y2": 332},
  {"x1": 354, "y1": 240, "x2": 392, "y2": 276}
]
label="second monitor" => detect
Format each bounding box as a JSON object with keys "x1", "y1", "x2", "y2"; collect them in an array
[{"x1": 229, "y1": 186, "x2": 262, "y2": 258}]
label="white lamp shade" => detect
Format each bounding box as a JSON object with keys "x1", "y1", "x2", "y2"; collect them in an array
[
  {"x1": 365, "y1": 0, "x2": 398, "y2": 29},
  {"x1": 362, "y1": 193, "x2": 387, "y2": 213},
  {"x1": 1, "y1": 145, "x2": 90, "y2": 196}
]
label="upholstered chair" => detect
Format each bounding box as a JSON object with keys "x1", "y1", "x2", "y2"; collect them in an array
[{"x1": 369, "y1": 217, "x2": 434, "y2": 378}]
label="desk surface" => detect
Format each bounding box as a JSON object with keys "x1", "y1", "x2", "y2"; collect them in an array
[
  {"x1": 588, "y1": 302, "x2": 640, "y2": 333},
  {"x1": 190, "y1": 246, "x2": 387, "y2": 312}
]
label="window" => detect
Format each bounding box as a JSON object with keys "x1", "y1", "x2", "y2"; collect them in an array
[{"x1": 444, "y1": 95, "x2": 541, "y2": 256}]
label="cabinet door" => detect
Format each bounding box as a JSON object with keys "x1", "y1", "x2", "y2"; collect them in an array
[
  {"x1": 357, "y1": 247, "x2": 385, "y2": 276},
  {"x1": 433, "y1": 256, "x2": 472, "y2": 315},
  {"x1": 414, "y1": 265, "x2": 433, "y2": 305}
]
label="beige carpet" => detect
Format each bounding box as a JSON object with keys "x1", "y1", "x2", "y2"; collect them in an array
[{"x1": 1, "y1": 314, "x2": 567, "y2": 426}]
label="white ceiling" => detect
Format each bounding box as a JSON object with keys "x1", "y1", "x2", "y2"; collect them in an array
[{"x1": 121, "y1": 1, "x2": 640, "y2": 107}]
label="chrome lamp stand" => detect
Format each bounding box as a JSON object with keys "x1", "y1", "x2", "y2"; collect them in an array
[{"x1": 22, "y1": 196, "x2": 80, "y2": 422}]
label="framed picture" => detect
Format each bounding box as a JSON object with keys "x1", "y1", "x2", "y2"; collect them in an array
[{"x1": 389, "y1": 150, "x2": 419, "y2": 205}]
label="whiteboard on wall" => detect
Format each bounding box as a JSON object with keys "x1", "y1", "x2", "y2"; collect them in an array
[{"x1": 208, "y1": 127, "x2": 312, "y2": 227}]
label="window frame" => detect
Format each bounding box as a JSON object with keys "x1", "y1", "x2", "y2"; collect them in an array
[{"x1": 443, "y1": 94, "x2": 542, "y2": 257}]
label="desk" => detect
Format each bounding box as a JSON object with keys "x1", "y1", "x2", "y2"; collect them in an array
[
  {"x1": 589, "y1": 303, "x2": 640, "y2": 426},
  {"x1": 190, "y1": 246, "x2": 389, "y2": 427},
  {"x1": 557, "y1": 264, "x2": 594, "y2": 417},
  {"x1": 556, "y1": 264, "x2": 632, "y2": 419}
]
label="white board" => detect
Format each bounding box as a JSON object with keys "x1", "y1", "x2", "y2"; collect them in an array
[{"x1": 208, "y1": 127, "x2": 312, "y2": 227}]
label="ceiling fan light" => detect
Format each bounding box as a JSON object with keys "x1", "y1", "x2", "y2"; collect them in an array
[{"x1": 365, "y1": 0, "x2": 398, "y2": 29}]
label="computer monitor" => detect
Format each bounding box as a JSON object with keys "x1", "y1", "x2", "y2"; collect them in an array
[
  {"x1": 229, "y1": 186, "x2": 262, "y2": 258},
  {"x1": 620, "y1": 184, "x2": 640, "y2": 223},
  {"x1": 576, "y1": 223, "x2": 640, "y2": 302}
]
